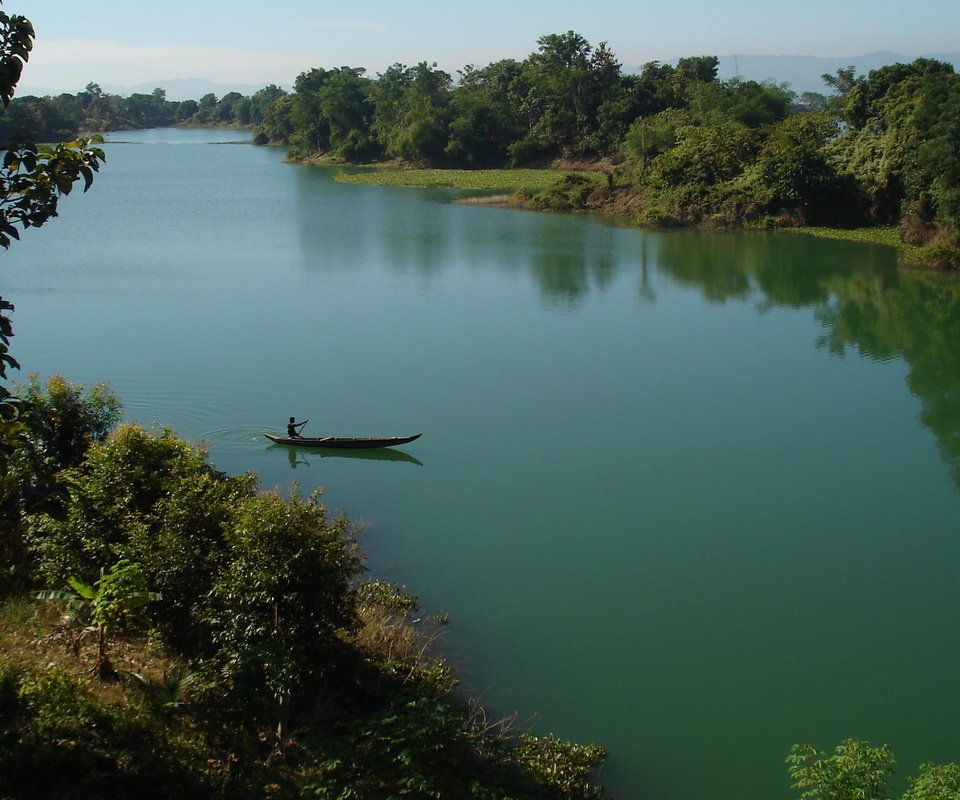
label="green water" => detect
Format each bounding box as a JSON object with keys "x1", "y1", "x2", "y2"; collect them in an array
[{"x1": 5, "y1": 128, "x2": 960, "y2": 799}]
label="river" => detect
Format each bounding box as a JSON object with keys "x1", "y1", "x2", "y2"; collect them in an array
[{"x1": 4, "y1": 128, "x2": 960, "y2": 799}]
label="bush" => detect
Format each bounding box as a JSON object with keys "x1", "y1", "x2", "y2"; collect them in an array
[
  {"x1": 0, "y1": 662, "x2": 224, "y2": 799},
  {"x1": 14, "y1": 374, "x2": 121, "y2": 476},
  {"x1": 529, "y1": 174, "x2": 603, "y2": 211},
  {"x1": 26, "y1": 424, "x2": 219, "y2": 586},
  {"x1": 207, "y1": 490, "x2": 362, "y2": 703},
  {"x1": 1, "y1": 376, "x2": 122, "y2": 595},
  {"x1": 917, "y1": 243, "x2": 960, "y2": 269}
]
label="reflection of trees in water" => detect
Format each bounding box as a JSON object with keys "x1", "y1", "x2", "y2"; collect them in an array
[
  {"x1": 654, "y1": 229, "x2": 899, "y2": 307},
  {"x1": 817, "y1": 270, "x2": 960, "y2": 488},
  {"x1": 290, "y1": 171, "x2": 960, "y2": 487},
  {"x1": 658, "y1": 229, "x2": 960, "y2": 489},
  {"x1": 528, "y1": 228, "x2": 613, "y2": 307}
]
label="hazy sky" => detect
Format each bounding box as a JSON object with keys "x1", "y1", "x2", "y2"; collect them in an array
[{"x1": 15, "y1": 0, "x2": 960, "y2": 92}]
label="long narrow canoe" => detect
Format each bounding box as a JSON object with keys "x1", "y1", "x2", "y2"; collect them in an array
[{"x1": 264, "y1": 433, "x2": 421, "y2": 449}]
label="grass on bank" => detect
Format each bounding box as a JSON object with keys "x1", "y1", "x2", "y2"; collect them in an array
[
  {"x1": 333, "y1": 165, "x2": 602, "y2": 193},
  {"x1": 789, "y1": 225, "x2": 933, "y2": 265},
  {"x1": 332, "y1": 165, "x2": 957, "y2": 269}
]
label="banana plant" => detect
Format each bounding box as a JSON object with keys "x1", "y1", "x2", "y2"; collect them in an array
[{"x1": 34, "y1": 559, "x2": 161, "y2": 679}]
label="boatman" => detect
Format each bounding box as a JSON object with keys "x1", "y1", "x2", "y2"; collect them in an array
[{"x1": 287, "y1": 416, "x2": 308, "y2": 438}]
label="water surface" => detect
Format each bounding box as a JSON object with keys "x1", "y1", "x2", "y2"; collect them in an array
[{"x1": 5, "y1": 128, "x2": 960, "y2": 800}]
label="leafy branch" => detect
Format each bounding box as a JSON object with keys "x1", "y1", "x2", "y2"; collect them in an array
[{"x1": 34, "y1": 559, "x2": 162, "y2": 679}]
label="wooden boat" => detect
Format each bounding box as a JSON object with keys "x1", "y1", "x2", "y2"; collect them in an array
[{"x1": 264, "y1": 433, "x2": 421, "y2": 450}]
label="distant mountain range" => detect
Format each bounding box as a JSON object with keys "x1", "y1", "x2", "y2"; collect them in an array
[
  {"x1": 18, "y1": 51, "x2": 960, "y2": 101},
  {"x1": 18, "y1": 77, "x2": 289, "y2": 102},
  {"x1": 712, "y1": 51, "x2": 960, "y2": 94}
]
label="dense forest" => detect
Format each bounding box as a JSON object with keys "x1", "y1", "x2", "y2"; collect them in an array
[
  {"x1": 2, "y1": 31, "x2": 958, "y2": 266},
  {"x1": 250, "y1": 32, "x2": 959, "y2": 265}
]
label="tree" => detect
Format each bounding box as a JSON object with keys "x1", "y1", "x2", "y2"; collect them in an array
[
  {"x1": 512, "y1": 31, "x2": 600, "y2": 159},
  {"x1": 289, "y1": 67, "x2": 334, "y2": 155},
  {"x1": 454, "y1": 60, "x2": 528, "y2": 163},
  {"x1": 787, "y1": 740, "x2": 960, "y2": 800},
  {"x1": 371, "y1": 62, "x2": 452, "y2": 162},
  {"x1": 687, "y1": 77, "x2": 794, "y2": 128},
  {"x1": 34, "y1": 559, "x2": 161, "y2": 678},
  {"x1": 624, "y1": 108, "x2": 692, "y2": 178},
  {"x1": 0, "y1": 3, "x2": 105, "y2": 461},
  {"x1": 254, "y1": 93, "x2": 294, "y2": 144},
  {"x1": 195, "y1": 92, "x2": 218, "y2": 124},
  {"x1": 216, "y1": 91, "x2": 244, "y2": 123},
  {"x1": 248, "y1": 83, "x2": 286, "y2": 125},
  {"x1": 175, "y1": 98, "x2": 199, "y2": 122},
  {"x1": 652, "y1": 121, "x2": 758, "y2": 187},
  {"x1": 209, "y1": 491, "x2": 361, "y2": 691},
  {"x1": 826, "y1": 59, "x2": 960, "y2": 230},
  {"x1": 316, "y1": 67, "x2": 378, "y2": 161},
  {"x1": 757, "y1": 111, "x2": 847, "y2": 222},
  {"x1": 788, "y1": 740, "x2": 895, "y2": 800}
]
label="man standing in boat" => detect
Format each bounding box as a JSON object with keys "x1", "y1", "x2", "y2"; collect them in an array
[{"x1": 287, "y1": 416, "x2": 308, "y2": 438}]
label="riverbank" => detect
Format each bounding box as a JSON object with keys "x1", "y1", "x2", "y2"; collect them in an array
[
  {"x1": 322, "y1": 161, "x2": 957, "y2": 270},
  {"x1": 1, "y1": 398, "x2": 609, "y2": 799}
]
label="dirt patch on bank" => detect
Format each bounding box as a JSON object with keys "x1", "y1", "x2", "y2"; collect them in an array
[{"x1": 452, "y1": 194, "x2": 517, "y2": 207}]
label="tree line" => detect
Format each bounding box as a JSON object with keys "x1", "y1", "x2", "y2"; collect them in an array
[
  {"x1": 255, "y1": 32, "x2": 959, "y2": 265},
  {"x1": 2, "y1": 31, "x2": 957, "y2": 264},
  {"x1": 0, "y1": 82, "x2": 286, "y2": 141}
]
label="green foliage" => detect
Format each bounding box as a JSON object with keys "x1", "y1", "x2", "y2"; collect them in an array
[
  {"x1": 687, "y1": 77, "x2": 794, "y2": 127},
  {"x1": 78, "y1": 559, "x2": 160, "y2": 637},
  {"x1": 446, "y1": 60, "x2": 525, "y2": 165},
  {"x1": 307, "y1": 694, "x2": 477, "y2": 799},
  {"x1": 26, "y1": 424, "x2": 216, "y2": 585},
  {"x1": 824, "y1": 59, "x2": 960, "y2": 231},
  {"x1": 1, "y1": 661, "x2": 224, "y2": 799},
  {"x1": 335, "y1": 165, "x2": 590, "y2": 192},
  {"x1": 916, "y1": 241, "x2": 960, "y2": 270},
  {"x1": 34, "y1": 559, "x2": 160, "y2": 678},
  {"x1": 0, "y1": 138, "x2": 106, "y2": 247},
  {"x1": 507, "y1": 32, "x2": 633, "y2": 161},
  {"x1": 530, "y1": 173, "x2": 602, "y2": 211},
  {"x1": 6, "y1": 412, "x2": 609, "y2": 797},
  {"x1": 755, "y1": 112, "x2": 850, "y2": 222},
  {"x1": 253, "y1": 33, "x2": 959, "y2": 254},
  {"x1": 132, "y1": 464, "x2": 256, "y2": 651},
  {"x1": 10, "y1": 663, "x2": 97, "y2": 737},
  {"x1": 623, "y1": 109, "x2": 691, "y2": 177},
  {"x1": 23, "y1": 422, "x2": 262, "y2": 653},
  {"x1": 513, "y1": 734, "x2": 608, "y2": 800},
  {"x1": 0, "y1": 5, "x2": 32, "y2": 107},
  {"x1": 902, "y1": 763, "x2": 960, "y2": 800},
  {"x1": 317, "y1": 68, "x2": 378, "y2": 161},
  {"x1": 788, "y1": 740, "x2": 960, "y2": 800},
  {"x1": 14, "y1": 373, "x2": 121, "y2": 476},
  {"x1": 1, "y1": 375, "x2": 120, "y2": 596},
  {"x1": 371, "y1": 61, "x2": 452, "y2": 163},
  {"x1": 127, "y1": 664, "x2": 201, "y2": 714},
  {"x1": 254, "y1": 93, "x2": 294, "y2": 144},
  {"x1": 652, "y1": 122, "x2": 758, "y2": 188},
  {"x1": 787, "y1": 739, "x2": 896, "y2": 800},
  {"x1": 305, "y1": 693, "x2": 608, "y2": 800},
  {"x1": 208, "y1": 490, "x2": 362, "y2": 699}
]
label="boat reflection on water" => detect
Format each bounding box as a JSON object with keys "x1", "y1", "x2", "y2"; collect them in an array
[{"x1": 271, "y1": 444, "x2": 424, "y2": 469}]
